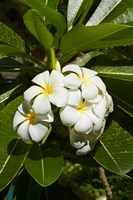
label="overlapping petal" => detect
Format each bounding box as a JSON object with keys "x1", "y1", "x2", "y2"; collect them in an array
[
  {"x1": 81, "y1": 83, "x2": 98, "y2": 100},
  {"x1": 24, "y1": 85, "x2": 43, "y2": 102},
  {"x1": 29, "y1": 123, "x2": 49, "y2": 142},
  {"x1": 32, "y1": 70, "x2": 49, "y2": 87},
  {"x1": 49, "y1": 87, "x2": 68, "y2": 107},
  {"x1": 17, "y1": 120, "x2": 31, "y2": 143}
]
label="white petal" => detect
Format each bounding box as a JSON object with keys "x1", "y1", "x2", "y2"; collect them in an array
[
  {"x1": 90, "y1": 76, "x2": 106, "y2": 92},
  {"x1": 82, "y1": 83, "x2": 98, "y2": 100},
  {"x1": 60, "y1": 106, "x2": 79, "y2": 126},
  {"x1": 85, "y1": 108, "x2": 99, "y2": 124},
  {"x1": 24, "y1": 86, "x2": 43, "y2": 102},
  {"x1": 18, "y1": 101, "x2": 30, "y2": 114},
  {"x1": 37, "y1": 110, "x2": 54, "y2": 123},
  {"x1": 32, "y1": 94, "x2": 51, "y2": 114},
  {"x1": 92, "y1": 98, "x2": 107, "y2": 118},
  {"x1": 32, "y1": 71, "x2": 49, "y2": 87},
  {"x1": 56, "y1": 60, "x2": 61, "y2": 72},
  {"x1": 49, "y1": 70, "x2": 64, "y2": 87},
  {"x1": 74, "y1": 113, "x2": 92, "y2": 133},
  {"x1": 17, "y1": 120, "x2": 31, "y2": 143},
  {"x1": 82, "y1": 67, "x2": 97, "y2": 78},
  {"x1": 69, "y1": 128, "x2": 86, "y2": 149},
  {"x1": 63, "y1": 73, "x2": 82, "y2": 89},
  {"x1": 88, "y1": 94, "x2": 102, "y2": 104},
  {"x1": 76, "y1": 141, "x2": 91, "y2": 155},
  {"x1": 106, "y1": 93, "x2": 113, "y2": 113},
  {"x1": 68, "y1": 89, "x2": 82, "y2": 106},
  {"x1": 29, "y1": 123, "x2": 49, "y2": 142},
  {"x1": 62, "y1": 64, "x2": 82, "y2": 77},
  {"x1": 93, "y1": 119, "x2": 104, "y2": 135},
  {"x1": 13, "y1": 111, "x2": 25, "y2": 129},
  {"x1": 49, "y1": 87, "x2": 68, "y2": 107}
]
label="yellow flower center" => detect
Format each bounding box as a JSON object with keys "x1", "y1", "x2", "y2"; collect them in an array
[
  {"x1": 77, "y1": 102, "x2": 88, "y2": 112},
  {"x1": 26, "y1": 112, "x2": 36, "y2": 124},
  {"x1": 44, "y1": 84, "x2": 53, "y2": 95},
  {"x1": 81, "y1": 75, "x2": 89, "y2": 85}
]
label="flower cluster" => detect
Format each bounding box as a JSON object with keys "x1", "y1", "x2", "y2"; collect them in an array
[{"x1": 13, "y1": 63, "x2": 113, "y2": 155}]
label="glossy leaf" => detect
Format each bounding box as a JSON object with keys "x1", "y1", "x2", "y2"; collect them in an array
[
  {"x1": 18, "y1": 0, "x2": 66, "y2": 37},
  {"x1": 67, "y1": 0, "x2": 84, "y2": 30},
  {"x1": 103, "y1": 0, "x2": 133, "y2": 24},
  {"x1": 23, "y1": 10, "x2": 53, "y2": 51},
  {"x1": 103, "y1": 78, "x2": 133, "y2": 118},
  {"x1": 0, "y1": 22, "x2": 25, "y2": 53},
  {"x1": 0, "y1": 96, "x2": 31, "y2": 191},
  {"x1": 0, "y1": 44, "x2": 25, "y2": 56},
  {"x1": 25, "y1": 143, "x2": 63, "y2": 187},
  {"x1": 91, "y1": 120, "x2": 133, "y2": 175},
  {"x1": 14, "y1": 170, "x2": 41, "y2": 200},
  {"x1": 90, "y1": 65, "x2": 133, "y2": 82},
  {"x1": 86, "y1": 0, "x2": 122, "y2": 26},
  {"x1": 60, "y1": 24, "x2": 133, "y2": 64}
]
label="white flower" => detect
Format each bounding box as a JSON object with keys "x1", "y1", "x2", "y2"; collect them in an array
[
  {"x1": 62, "y1": 64, "x2": 106, "y2": 102},
  {"x1": 60, "y1": 89, "x2": 102, "y2": 133},
  {"x1": 24, "y1": 70, "x2": 69, "y2": 115},
  {"x1": 69, "y1": 128, "x2": 101, "y2": 155},
  {"x1": 13, "y1": 101, "x2": 54, "y2": 143}
]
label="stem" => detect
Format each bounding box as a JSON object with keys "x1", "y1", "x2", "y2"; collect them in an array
[
  {"x1": 98, "y1": 167, "x2": 114, "y2": 200},
  {"x1": 41, "y1": 126, "x2": 52, "y2": 145},
  {"x1": 48, "y1": 48, "x2": 56, "y2": 70}
]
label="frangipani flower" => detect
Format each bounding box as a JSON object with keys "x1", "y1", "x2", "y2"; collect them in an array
[
  {"x1": 69, "y1": 128, "x2": 102, "y2": 155},
  {"x1": 13, "y1": 101, "x2": 54, "y2": 143},
  {"x1": 60, "y1": 89, "x2": 103, "y2": 133},
  {"x1": 62, "y1": 64, "x2": 106, "y2": 102},
  {"x1": 24, "y1": 70, "x2": 69, "y2": 115}
]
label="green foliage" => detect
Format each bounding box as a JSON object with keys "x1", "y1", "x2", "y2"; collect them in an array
[
  {"x1": 0, "y1": 0, "x2": 133, "y2": 198},
  {"x1": 25, "y1": 143, "x2": 63, "y2": 187}
]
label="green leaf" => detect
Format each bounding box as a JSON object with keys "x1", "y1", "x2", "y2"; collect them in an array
[
  {"x1": 0, "y1": 57, "x2": 23, "y2": 71},
  {"x1": 103, "y1": 78, "x2": 133, "y2": 118},
  {"x1": 90, "y1": 65, "x2": 133, "y2": 82},
  {"x1": 25, "y1": 143, "x2": 63, "y2": 187},
  {"x1": 67, "y1": 0, "x2": 84, "y2": 30},
  {"x1": 23, "y1": 10, "x2": 53, "y2": 51},
  {"x1": 75, "y1": 51, "x2": 104, "y2": 66},
  {"x1": 103, "y1": 0, "x2": 133, "y2": 24},
  {"x1": 91, "y1": 120, "x2": 133, "y2": 175},
  {"x1": 0, "y1": 96, "x2": 31, "y2": 191},
  {"x1": 17, "y1": 0, "x2": 66, "y2": 37},
  {"x1": 14, "y1": 170, "x2": 41, "y2": 200},
  {"x1": 60, "y1": 24, "x2": 133, "y2": 64},
  {"x1": 86, "y1": 0, "x2": 122, "y2": 25},
  {"x1": 0, "y1": 44, "x2": 25, "y2": 56},
  {"x1": 0, "y1": 22, "x2": 25, "y2": 53}
]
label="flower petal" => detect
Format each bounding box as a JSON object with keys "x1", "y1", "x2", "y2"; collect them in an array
[
  {"x1": 76, "y1": 141, "x2": 91, "y2": 155},
  {"x1": 69, "y1": 128, "x2": 86, "y2": 149},
  {"x1": 62, "y1": 64, "x2": 82, "y2": 77},
  {"x1": 32, "y1": 70, "x2": 49, "y2": 87},
  {"x1": 68, "y1": 89, "x2": 82, "y2": 106},
  {"x1": 90, "y1": 76, "x2": 106, "y2": 92},
  {"x1": 49, "y1": 87, "x2": 68, "y2": 107},
  {"x1": 18, "y1": 101, "x2": 30, "y2": 114},
  {"x1": 82, "y1": 83, "x2": 98, "y2": 100},
  {"x1": 49, "y1": 70, "x2": 64, "y2": 87},
  {"x1": 24, "y1": 85, "x2": 43, "y2": 102},
  {"x1": 29, "y1": 122, "x2": 49, "y2": 142},
  {"x1": 37, "y1": 110, "x2": 54, "y2": 123},
  {"x1": 17, "y1": 120, "x2": 31, "y2": 143},
  {"x1": 74, "y1": 113, "x2": 92, "y2": 133},
  {"x1": 32, "y1": 94, "x2": 51, "y2": 114},
  {"x1": 82, "y1": 67, "x2": 97, "y2": 78},
  {"x1": 63, "y1": 73, "x2": 82, "y2": 89},
  {"x1": 60, "y1": 106, "x2": 79, "y2": 126},
  {"x1": 13, "y1": 110, "x2": 26, "y2": 129},
  {"x1": 93, "y1": 119, "x2": 105, "y2": 135},
  {"x1": 92, "y1": 97, "x2": 107, "y2": 118}
]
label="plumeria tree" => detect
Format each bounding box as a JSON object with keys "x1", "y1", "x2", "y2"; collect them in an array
[{"x1": 0, "y1": 0, "x2": 133, "y2": 199}]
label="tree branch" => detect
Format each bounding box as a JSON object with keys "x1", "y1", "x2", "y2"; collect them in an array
[{"x1": 98, "y1": 167, "x2": 114, "y2": 200}]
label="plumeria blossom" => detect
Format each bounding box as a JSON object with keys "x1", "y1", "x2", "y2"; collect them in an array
[
  {"x1": 60, "y1": 89, "x2": 105, "y2": 133},
  {"x1": 13, "y1": 101, "x2": 54, "y2": 143},
  {"x1": 69, "y1": 128, "x2": 102, "y2": 155},
  {"x1": 62, "y1": 64, "x2": 106, "y2": 103},
  {"x1": 24, "y1": 70, "x2": 69, "y2": 115}
]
